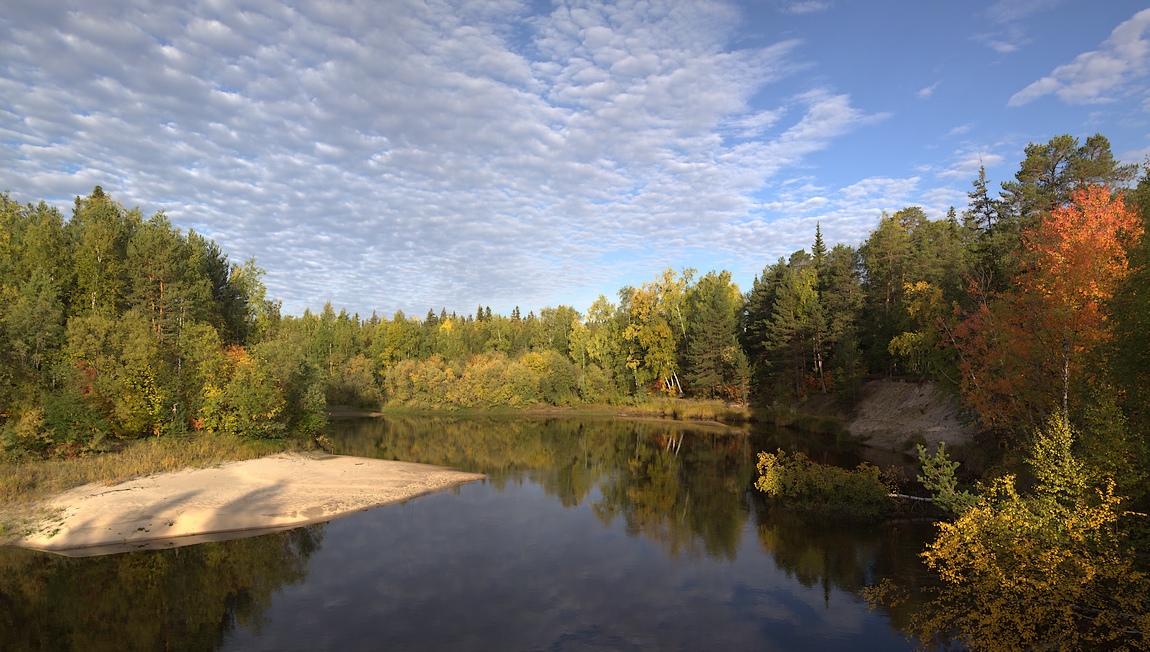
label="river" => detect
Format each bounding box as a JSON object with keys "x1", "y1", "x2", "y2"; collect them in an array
[{"x1": 0, "y1": 415, "x2": 934, "y2": 650}]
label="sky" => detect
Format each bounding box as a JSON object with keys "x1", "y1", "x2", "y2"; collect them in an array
[{"x1": 3, "y1": 0, "x2": 1149, "y2": 319}]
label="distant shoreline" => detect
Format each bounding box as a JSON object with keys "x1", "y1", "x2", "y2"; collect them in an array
[{"x1": 328, "y1": 404, "x2": 748, "y2": 434}]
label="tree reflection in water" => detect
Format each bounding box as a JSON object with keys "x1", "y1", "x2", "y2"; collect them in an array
[
  {"x1": 329, "y1": 415, "x2": 932, "y2": 611},
  {"x1": 594, "y1": 428, "x2": 756, "y2": 560},
  {"x1": 0, "y1": 416, "x2": 935, "y2": 650},
  {"x1": 0, "y1": 525, "x2": 323, "y2": 651}
]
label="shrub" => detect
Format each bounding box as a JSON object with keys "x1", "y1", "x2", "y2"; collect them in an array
[
  {"x1": 200, "y1": 348, "x2": 286, "y2": 438},
  {"x1": 755, "y1": 449, "x2": 893, "y2": 519}
]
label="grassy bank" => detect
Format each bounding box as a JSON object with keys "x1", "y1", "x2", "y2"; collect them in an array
[
  {"x1": 0, "y1": 435, "x2": 298, "y2": 543},
  {"x1": 612, "y1": 399, "x2": 752, "y2": 423},
  {"x1": 375, "y1": 399, "x2": 754, "y2": 424}
]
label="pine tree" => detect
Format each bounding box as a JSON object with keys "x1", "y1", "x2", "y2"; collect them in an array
[
  {"x1": 966, "y1": 166, "x2": 998, "y2": 231},
  {"x1": 812, "y1": 223, "x2": 827, "y2": 272},
  {"x1": 683, "y1": 271, "x2": 746, "y2": 400}
]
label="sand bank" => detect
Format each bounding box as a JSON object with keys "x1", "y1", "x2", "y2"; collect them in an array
[
  {"x1": 15, "y1": 452, "x2": 485, "y2": 557},
  {"x1": 849, "y1": 379, "x2": 974, "y2": 451}
]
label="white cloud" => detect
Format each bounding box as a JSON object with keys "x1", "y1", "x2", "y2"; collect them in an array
[
  {"x1": 936, "y1": 149, "x2": 1005, "y2": 180},
  {"x1": 975, "y1": 0, "x2": 1064, "y2": 53},
  {"x1": 723, "y1": 174, "x2": 938, "y2": 274},
  {"x1": 916, "y1": 81, "x2": 940, "y2": 100},
  {"x1": 1, "y1": 0, "x2": 887, "y2": 317},
  {"x1": 974, "y1": 23, "x2": 1031, "y2": 54},
  {"x1": 1122, "y1": 144, "x2": 1150, "y2": 164},
  {"x1": 775, "y1": 1, "x2": 833, "y2": 16},
  {"x1": 1009, "y1": 8, "x2": 1150, "y2": 106},
  {"x1": 986, "y1": 0, "x2": 1065, "y2": 24}
]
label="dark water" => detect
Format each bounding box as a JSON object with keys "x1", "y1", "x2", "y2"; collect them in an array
[{"x1": 0, "y1": 416, "x2": 933, "y2": 651}]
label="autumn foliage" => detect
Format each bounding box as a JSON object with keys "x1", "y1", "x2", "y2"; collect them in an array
[{"x1": 955, "y1": 186, "x2": 1142, "y2": 437}]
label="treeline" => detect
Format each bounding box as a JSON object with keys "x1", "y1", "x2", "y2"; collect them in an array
[
  {"x1": 0, "y1": 187, "x2": 325, "y2": 458},
  {"x1": 749, "y1": 135, "x2": 1149, "y2": 479},
  {"x1": 0, "y1": 187, "x2": 750, "y2": 458},
  {"x1": 310, "y1": 266, "x2": 750, "y2": 409},
  {"x1": 3, "y1": 133, "x2": 1149, "y2": 469}
]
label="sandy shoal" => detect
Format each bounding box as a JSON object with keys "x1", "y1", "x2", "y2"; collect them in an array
[{"x1": 15, "y1": 452, "x2": 485, "y2": 557}]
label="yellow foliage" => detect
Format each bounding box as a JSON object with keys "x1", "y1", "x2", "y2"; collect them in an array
[
  {"x1": 755, "y1": 450, "x2": 893, "y2": 519},
  {"x1": 905, "y1": 475, "x2": 1148, "y2": 650},
  {"x1": 876, "y1": 420, "x2": 1150, "y2": 651},
  {"x1": 520, "y1": 351, "x2": 546, "y2": 374}
]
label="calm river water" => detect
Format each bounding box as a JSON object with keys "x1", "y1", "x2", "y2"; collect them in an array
[{"x1": 0, "y1": 416, "x2": 934, "y2": 651}]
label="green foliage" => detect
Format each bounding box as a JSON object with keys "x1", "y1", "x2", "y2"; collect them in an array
[
  {"x1": 755, "y1": 449, "x2": 893, "y2": 519},
  {"x1": 999, "y1": 133, "x2": 1138, "y2": 221},
  {"x1": 39, "y1": 388, "x2": 109, "y2": 453},
  {"x1": 859, "y1": 207, "x2": 971, "y2": 379},
  {"x1": 1111, "y1": 165, "x2": 1150, "y2": 496},
  {"x1": 1077, "y1": 387, "x2": 1146, "y2": 500},
  {"x1": 201, "y1": 348, "x2": 286, "y2": 439},
  {"x1": 1029, "y1": 414, "x2": 1088, "y2": 502},
  {"x1": 683, "y1": 270, "x2": 748, "y2": 401},
  {"x1": 916, "y1": 442, "x2": 978, "y2": 514},
  {"x1": 535, "y1": 349, "x2": 579, "y2": 405},
  {"x1": 0, "y1": 187, "x2": 308, "y2": 456},
  {"x1": 744, "y1": 238, "x2": 866, "y2": 404},
  {"x1": 326, "y1": 353, "x2": 384, "y2": 409},
  {"x1": 0, "y1": 407, "x2": 51, "y2": 462},
  {"x1": 3, "y1": 268, "x2": 64, "y2": 379}
]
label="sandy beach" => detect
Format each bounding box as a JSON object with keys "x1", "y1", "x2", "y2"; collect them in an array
[{"x1": 15, "y1": 452, "x2": 485, "y2": 557}]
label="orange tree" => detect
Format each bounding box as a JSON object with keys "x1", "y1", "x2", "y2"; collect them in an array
[{"x1": 955, "y1": 185, "x2": 1141, "y2": 440}]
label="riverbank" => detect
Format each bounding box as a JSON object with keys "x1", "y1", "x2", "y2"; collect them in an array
[
  {"x1": 847, "y1": 380, "x2": 974, "y2": 451},
  {"x1": 342, "y1": 399, "x2": 753, "y2": 426},
  {"x1": 10, "y1": 452, "x2": 484, "y2": 557},
  {"x1": 0, "y1": 404, "x2": 745, "y2": 545},
  {"x1": 0, "y1": 435, "x2": 300, "y2": 542},
  {"x1": 761, "y1": 380, "x2": 975, "y2": 451}
]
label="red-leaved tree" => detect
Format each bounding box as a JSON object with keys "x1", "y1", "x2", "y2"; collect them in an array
[{"x1": 955, "y1": 185, "x2": 1142, "y2": 438}]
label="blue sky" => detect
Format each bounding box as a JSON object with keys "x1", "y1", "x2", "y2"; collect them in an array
[{"x1": 3, "y1": 0, "x2": 1149, "y2": 318}]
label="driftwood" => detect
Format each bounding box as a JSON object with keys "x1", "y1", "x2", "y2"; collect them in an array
[{"x1": 888, "y1": 493, "x2": 933, "y2": 502}]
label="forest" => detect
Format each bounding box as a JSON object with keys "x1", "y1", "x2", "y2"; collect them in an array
[
  {"x1": 3, "y1": 133, "x2": 1146, "y2": 465},
  {"x1": 4, "y1": 132, "x2": 1150, "y2": 648}
]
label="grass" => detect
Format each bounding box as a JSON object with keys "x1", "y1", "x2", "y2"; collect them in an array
[
  {"x1": 377, "y1": 398, "x2": 754, "y2": 424},
  {"x1": 0, "y1": 435, "x2": 298, "y2": 543},
  {"x1": 613, "y1": 398, "x2": 753, "y2": 423}
]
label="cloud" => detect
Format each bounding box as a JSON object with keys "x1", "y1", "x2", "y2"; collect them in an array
[
  {"x1": 754, "y1": 89, "x2": 890, "y2": 171},
  {"x1": 973, "y1": 23, "x2": 1031, "y2": 54},
  {"x1": 986, "y1": 0, "x2": 1065, "y2": 24},
  {"x1": 774, "y1": 1, "x2": 833, "y2": 15},
  {"x1": 1122, "y1": 144, "x2": 1150, "y2": 163},
  {"x1": 0, "y1": 0, "x2": 886, "y2": 317},
  {"x1": 725, "y1": 174, "x2": 942, "y2": 274},
  {"x1": 936, "y1": 149, "x2": 1006, "y2": 180},
  {"x1": 1009, "y1": 8, "x2": 1150, "y2": 106},
  {"x1": 916, "y1": 82, "x2": 941, "y2": 100},
  {"x1": 974, "y1": 0, "x2": 1065, "y2": 53}
]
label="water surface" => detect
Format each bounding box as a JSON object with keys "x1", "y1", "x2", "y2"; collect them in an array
[{"x1": 0, "y1": 416, "x2": 931, "y2": 651}]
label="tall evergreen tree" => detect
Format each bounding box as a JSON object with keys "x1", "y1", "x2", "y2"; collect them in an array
[{"x1": 683, "y1": 271, "x2": 747, "y2": 400}]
